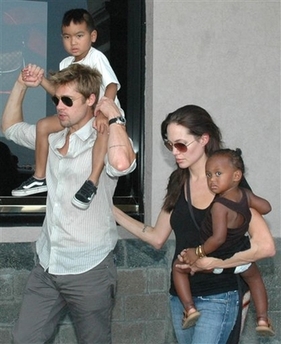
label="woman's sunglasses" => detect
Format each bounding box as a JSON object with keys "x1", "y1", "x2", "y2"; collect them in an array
[
  {"x1": 51, "y1": 95, "x2": 82, "y2": 107},
  {"x1": 164, "y1": 139, "x2": 197, "y2": 153}
]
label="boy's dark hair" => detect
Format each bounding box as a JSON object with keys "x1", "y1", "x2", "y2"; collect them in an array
[
  {"x1": 62, "y1": 8, "x2": 96, "y2": 33},
  {"x1": 209, "y1": 148, "x2": 245, "y2": 174}
]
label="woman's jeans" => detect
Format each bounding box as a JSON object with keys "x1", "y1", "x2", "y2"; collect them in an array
[{"x1": 170, "y1": 291, "x2": 239, "y2": 344}]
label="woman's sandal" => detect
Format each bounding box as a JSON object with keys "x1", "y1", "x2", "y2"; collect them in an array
[
  {"x1": 256, "y1": 317, "x2": 275, "y2": 337},
  {"x1": 182, "y1": 304, "x2": 201, "y2": 329}
]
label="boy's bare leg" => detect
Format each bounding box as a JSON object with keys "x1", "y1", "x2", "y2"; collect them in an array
[
  {"x1": 172, "y1": 259, "x2": 201, "y2": 329},
  {"x1": 72, "y1": 130, "x2": 108, "y2": 210},
  {"x1": 88, "y1": 130, "x2": 108, "y2": 186},
  {"x1": 12, "y1": 116, "x2": 63, "y2": 197}
]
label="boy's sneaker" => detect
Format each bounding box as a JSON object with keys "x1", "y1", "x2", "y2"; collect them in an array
[
  {"x1": 71, "y1": 180, "x2": 97, "y2": 210},
  {"x1": 12, "y1": 176, "x2": 47, "y2": 197}
]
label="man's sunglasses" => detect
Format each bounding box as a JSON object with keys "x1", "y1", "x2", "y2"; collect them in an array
[
  {"x1": 52, "y1": 95, "x2": 82, "y2": 107},
  {"x1": 164, "y1": 139, "x2": 197, "y2": 153}
]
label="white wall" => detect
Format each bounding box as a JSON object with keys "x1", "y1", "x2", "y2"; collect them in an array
[{"x1": 145, "y1": 0, "x2": 280, "y2": 237}]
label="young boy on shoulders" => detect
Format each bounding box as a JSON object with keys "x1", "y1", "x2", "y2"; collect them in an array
[{"x1": 12, "y1": 8, "x2": 125, "y2": 210}]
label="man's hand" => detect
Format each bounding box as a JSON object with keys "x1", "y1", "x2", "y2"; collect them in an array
[
  {"x1": 95, "y1": 97, "x2": 122, "y2": 120},
  {"x1": 21, "y1": 64, "x2": 44, "y2": 88},
  {"x1": 1, "y1": 65, "x2": 43, "y2": 132}
]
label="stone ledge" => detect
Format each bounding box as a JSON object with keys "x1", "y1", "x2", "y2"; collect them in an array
[{"x1": 0, "y1": 238, "x2": 279, "y2": 343}]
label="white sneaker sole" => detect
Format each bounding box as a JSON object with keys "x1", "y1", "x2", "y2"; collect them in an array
[
  {"x1": 12, "y1": 185, "x2": 48, "y2": 197},
  {"x1": 71, "y1": 196, "x2": 91, "y2": 210}
]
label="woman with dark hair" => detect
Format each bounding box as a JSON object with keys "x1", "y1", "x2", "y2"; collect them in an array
[
  {"x1": 113, "y1": 104, "x2": 275, "y2": 343},
  {"x1": 0, "y1": 141, "x2": 19, "y2": 195}
]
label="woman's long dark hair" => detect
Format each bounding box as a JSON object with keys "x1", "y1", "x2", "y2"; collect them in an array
[{"x1": 161, "y1": 105, "x2": 223, "y2": 212}]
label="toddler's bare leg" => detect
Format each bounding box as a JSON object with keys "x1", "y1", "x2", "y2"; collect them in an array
[
  {"x1": 241, "y1": 263, "x2": 275, "y2": 336},
  {"x1": 172, "y1": 259, "x2": 200, "y2": 329}
]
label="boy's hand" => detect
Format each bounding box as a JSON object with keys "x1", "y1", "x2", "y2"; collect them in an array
[
  {"x1": 21, "y1": 64, "x2": 44, "y2": 87},
  {"x1": 93, "y1": 112, "x2": 109, "y2": 133}
]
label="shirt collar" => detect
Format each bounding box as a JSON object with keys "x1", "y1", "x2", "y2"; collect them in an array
[{"x1": 72, "y1": 118, "x2": 95, "y2": 142}]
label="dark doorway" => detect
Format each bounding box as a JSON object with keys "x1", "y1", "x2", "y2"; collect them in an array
[{"x1": 89, "y1": 0, "x2": 145, "y2": 220}]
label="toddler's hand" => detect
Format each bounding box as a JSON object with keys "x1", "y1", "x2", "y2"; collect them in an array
[{"x1": 179, "y1": 248, "x2": 198, "y2": 265}]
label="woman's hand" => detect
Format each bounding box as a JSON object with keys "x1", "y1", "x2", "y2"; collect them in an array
[
  {"x1": 191, "y1": 257, "x2": 219, "y2": 272},
  {"x1": 177, "y1": 249, "x2": 215, "y2": 273},
  {"x1": 174, "y1": 257, "x2": 194, "y2": 275}
]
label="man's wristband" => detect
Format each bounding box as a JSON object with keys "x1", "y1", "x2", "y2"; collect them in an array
[{"x1": 108, "y1": 117, "x2": 126, "y2": 125}]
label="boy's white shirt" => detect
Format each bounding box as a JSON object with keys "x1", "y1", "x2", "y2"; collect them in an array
[{"x1": 59, "y1": 47, "x2": 122, "y2": 107}]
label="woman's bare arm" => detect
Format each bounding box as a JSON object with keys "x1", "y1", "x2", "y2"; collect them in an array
[
  {"x1": 113, "y1": 206, "x2": 172, "y2": 249},
  {"x1": 177, "y1": 208, "x2": 275, "y2": 271}
]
